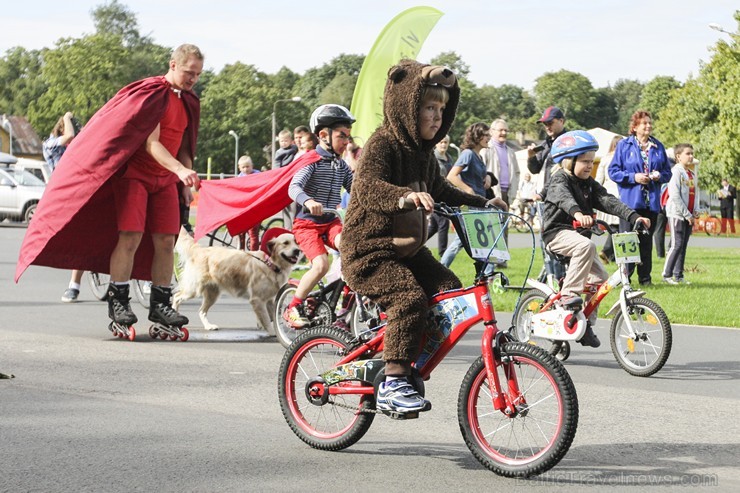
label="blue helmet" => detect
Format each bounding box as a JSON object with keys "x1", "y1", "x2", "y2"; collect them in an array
[{"x1": 550, "y1": 130, "x2": 599, "y2": 164}]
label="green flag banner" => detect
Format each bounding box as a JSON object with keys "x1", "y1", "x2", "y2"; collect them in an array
[{"x1": 350, "y1": 6, "x2": 444, "y2": 145}]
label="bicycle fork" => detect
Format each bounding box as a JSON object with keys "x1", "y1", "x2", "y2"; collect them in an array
[{"x1": 481, "y1": 323, "x2": 524, "y2": 417}]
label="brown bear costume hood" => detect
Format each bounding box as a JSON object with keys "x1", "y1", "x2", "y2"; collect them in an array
[
  {"x1": 382, "y1": 59, "x2": 460, "y2": 153},
  {"x1": 342, "y1": 58, "x2": 487, "y2": 269}
]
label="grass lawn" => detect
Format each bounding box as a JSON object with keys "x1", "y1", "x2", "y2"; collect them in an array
[{"x1": 442, "y1": 246, "x2": 740, "y2": 328}]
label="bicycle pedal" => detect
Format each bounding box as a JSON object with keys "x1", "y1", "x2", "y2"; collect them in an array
[{"x1": 381, "y1": 410, "x2": 420, "y2": 420}]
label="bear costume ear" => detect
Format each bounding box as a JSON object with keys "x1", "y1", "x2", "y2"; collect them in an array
[
  {"x1": 421, "y1": 65, "x2": 456, "y2": 88},
  {"x1": 387, "y1": 65, "x2": 406, "y2": 83}
]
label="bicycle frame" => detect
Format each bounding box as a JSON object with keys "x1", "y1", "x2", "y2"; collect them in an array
[{"x1": 321, "y1": 277, "x2": 521, "y2": 415}]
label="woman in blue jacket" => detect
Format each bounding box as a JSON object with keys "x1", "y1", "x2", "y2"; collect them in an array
[{"x1": 608, "y1": 110, "x2": 671, "y2": 286}]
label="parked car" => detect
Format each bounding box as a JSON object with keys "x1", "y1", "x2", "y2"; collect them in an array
[
  {"x1": 13, "y1": 157, "x2": 52, "y2": 184},
  {"x1": 0, "y1": 165, "x2": 45, "y2": 223}
]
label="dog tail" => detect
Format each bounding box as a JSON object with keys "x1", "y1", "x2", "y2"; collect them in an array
[{"x1": 175, "y1": 226, "x2": 196, "y2": 262}]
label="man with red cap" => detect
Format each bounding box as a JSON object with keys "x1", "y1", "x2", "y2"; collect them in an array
[{"x1": 527, "y1": 106, "x2": 567, "y2": 200}]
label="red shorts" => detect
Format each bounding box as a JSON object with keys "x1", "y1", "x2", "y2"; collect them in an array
[
  {"x1": 113, "y1": 164, "x2": 180, "y2": 234},
  {"x1": 292, "y1": 218, "x2": 342, "y2": 261}
]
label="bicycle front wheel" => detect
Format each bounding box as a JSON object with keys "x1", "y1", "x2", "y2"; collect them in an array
[
  {"x1": 87, "y1": 272, "x2": 110, "y2": 301},
  {"x1": 610, "y1": 297, "x2": 672, "y2": 377},
  {"x1": 278, "y1": 326, "x2": 375, "y2": 450},
  {"x1": 458, "y1": 342, "x2": 578, "y2": 478},
  {"x1": 274, "y1": 283, "x2": 299, "y2": 348},
  {"x1": 131, "y1": 280, "x2": 150, "y2": 309}
]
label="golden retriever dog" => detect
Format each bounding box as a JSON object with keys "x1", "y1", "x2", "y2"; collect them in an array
[{"x1": 173, "y1": 227, "x2": 302, "y2": 333}]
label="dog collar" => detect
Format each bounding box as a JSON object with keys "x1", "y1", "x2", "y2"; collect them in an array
[{"x1": 248, "y1": 251, "x2": 281, "y2": 274}]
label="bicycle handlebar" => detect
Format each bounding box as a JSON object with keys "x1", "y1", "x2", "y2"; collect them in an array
[{"x1": 572, "y1": 217, "x2": 649, "y2": 235}]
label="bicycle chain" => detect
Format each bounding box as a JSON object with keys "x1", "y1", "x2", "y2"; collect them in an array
[{"x1": 328, "y1": 398, "x2": 382, "y2": 415}]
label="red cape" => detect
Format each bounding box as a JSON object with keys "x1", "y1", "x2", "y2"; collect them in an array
[
  {"x1": 194, "y1": 150, "x2": 321, "y2": 241},
  {"x1": 15, "y1": 76, "x2": 200, "y2": 282}
]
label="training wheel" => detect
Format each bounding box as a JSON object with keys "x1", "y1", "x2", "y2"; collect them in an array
[{"x1": 556, "y1": 341, "x2": 571, "y2": 361}]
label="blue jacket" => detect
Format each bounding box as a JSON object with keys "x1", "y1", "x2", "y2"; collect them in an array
[{"x1": 608, "y1": 136, "x2": 671, "y2": 212}]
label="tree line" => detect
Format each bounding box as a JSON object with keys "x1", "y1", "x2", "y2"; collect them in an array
[{"x1": 1, "y1": 1, "x2": 737, "y2": 187}]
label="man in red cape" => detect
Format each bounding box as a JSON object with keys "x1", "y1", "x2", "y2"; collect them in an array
[
  {"x1": 16, "y1": 44, "x2": 202, "y2": 329},
  {"x1": 194, "y1": 150, "x2": 321, "y2": 242}
]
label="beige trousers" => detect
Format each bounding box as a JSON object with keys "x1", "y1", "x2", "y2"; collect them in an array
[{"x1": 548, "y1": 229, "x2": 609, "y2": 297}]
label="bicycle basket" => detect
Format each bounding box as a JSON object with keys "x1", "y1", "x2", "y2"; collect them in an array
[{"x1": 451, "y1": 208, "x2": 510, "y2": 263}]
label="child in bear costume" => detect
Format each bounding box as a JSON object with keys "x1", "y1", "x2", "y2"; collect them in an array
[{"x1": 341, "y1": 59, "x2": 505, "y2": 414}]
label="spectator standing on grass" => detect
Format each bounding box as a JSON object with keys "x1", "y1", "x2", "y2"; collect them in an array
[
  {"x1": 662, "y1": 144, "x2": 696, "y2": 285},
  {"x1": 527, "y1": 106, "x2": 567, "y2": 200},
  {"x1": 595, "y1": 135, "x2": 623, "y2": 264},
  {"x1": 718, "y1": 178, "x2": 736, "y2": 235},
  {"x1": 482, "y1": 118, "x2": 518, "y2": 267},
  {"x1": 428, "y1": 135, "x2": 453, "y2": 257},
  {"x1": 608, "y1": 110, "x2": 671, "y2": 286}
]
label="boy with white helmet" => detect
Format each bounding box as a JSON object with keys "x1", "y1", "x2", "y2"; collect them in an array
[
  {"x1": 542, "y1": 130, "x2": 651, "y2": 347},
  {"x1": 283, "y1": 104, "x2": 355, "y2": 328}
]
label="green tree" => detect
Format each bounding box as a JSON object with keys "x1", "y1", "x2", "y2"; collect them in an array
[
  {"x1": 198, "y1": 63, "x2": 309, "y2": 173},
  {"x1": 533, "y1": 70, "x2": 598, "y2": 129},
  {"x1": 640, "y1": 75, "x2": 682, "y2": 133},
  {"x1": 609, "y1": 78, "x2": 644, "y2": 134},
  {"x1": 293, "y1": 54, "x2": 365, "y2": 109},
  {"x1": 0, "y1": 47, "x2": 47, "y2": 118},
  {"x1": 660, "y1": 11, "x2": 740, "y2": 187}
]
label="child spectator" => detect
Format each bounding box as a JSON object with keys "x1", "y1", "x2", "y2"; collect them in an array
[
  {"x1": 283, "y1": 104, "x2": 355, "y2": 328},
  {"x1": 542, "y1": 130, "x2": 650, "y2": 348},
  {"x1": 273, "y1": 129, "x2": 298, "y2": 168},
  {"x1": 661, "y1": 144, "x2": 696, "y2": 285},
  {"x1": 237, "y1": 155, "x2": 261, "y2": 249}
]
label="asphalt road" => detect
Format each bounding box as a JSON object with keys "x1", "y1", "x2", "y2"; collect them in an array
[{"x1": 1, "y1": 223, "x2": 739, "y2": 492}]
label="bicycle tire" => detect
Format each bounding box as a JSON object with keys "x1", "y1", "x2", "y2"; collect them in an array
[
  {"x1": 458, "y1": 342, "x2": 578, "y2": 478},
  {"x1": 703, "y1": 217, "x2": 721, "y2": 236},
  {"x1": 609, "y1": 297, "x2": 672, "y2": 377},
  {"x1": 274, "y1": 283, "x2": 299, "y2": 348},
  {"x1": 264, "y1": 217, "x2": 285, "y2": 231},
  {"x1": 349, "y1": 296, "x2": 382, "y2": 338},
  {"x1": 131, "y1": 279, "x2": 150, "y2": 309},
  {"x1": 208, "y1": 226, "x2": 235, "y2": 248},
  {"x1": 278, "y1": 325, "x2": 375, "y2": 450},
  {"x1": 510, "y1": 289, "x2": 561, "y2": 355},
  {"x1": 87, "y1": 272, "x2": 110, "y2": 301}
]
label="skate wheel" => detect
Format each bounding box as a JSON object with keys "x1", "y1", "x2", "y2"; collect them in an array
[
  {"x1": 148, "y1": 326, "x2": 158, "y2": 339},
  {"x1": 128, "y1": 326, "x2": 136, "y2": 341},
  {"x1": 117, "y1": 330, "x2": 124, "y2": 339},
  {"x1": 169, "y1": 333, "x2": 178, "y2": 341},
  {"x1": 159, "y1": 331, "x2": 168, "y2": 340},
  {"x1": 179, "y1": 327, "x2": 189, "y2": 342}
]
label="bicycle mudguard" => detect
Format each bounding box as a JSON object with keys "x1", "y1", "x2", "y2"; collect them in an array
[
  {"x1": 604, "y1": 289, "x2": 646, "y2": 318},
  {"x1": 525, "y1": 279, "x2": 556, "y2": 297}
]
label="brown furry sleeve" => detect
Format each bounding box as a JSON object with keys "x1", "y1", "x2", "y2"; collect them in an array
[{"x1": 352, "y1": 137, "x2": 415, "y2": 214}]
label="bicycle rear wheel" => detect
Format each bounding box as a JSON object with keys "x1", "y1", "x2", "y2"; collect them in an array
[
  {"x1": 278, "y1": 326, "x2": 375, "y2": 450},
  {"x1": 511, "y1": 289, "x2": 561, "y2": 356},
  {"x1": 458, "y1": 342, "x2": 578, "y2": 478},
  {"x1": 87, "y1": 272, "x2": 110, "y2": 301},
  {"x1": 131, "y1": 280, "x2": 150, "y2": 309},
  {"x1": 610, "y1": 297, "x2": 672, "y2": 377},
  {"x1": 274, "y1": 283, "x2": 299, "y2": 348},
  {"x1": 208, "y1": 226, "x2": 235, "y2": 248}
]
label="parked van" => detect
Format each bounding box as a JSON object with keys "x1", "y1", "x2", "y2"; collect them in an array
[{"x1": 13, "y1": 157, "x2": 52, "y2": 184}]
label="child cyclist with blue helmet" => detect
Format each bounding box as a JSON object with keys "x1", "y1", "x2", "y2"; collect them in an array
[{"x1": 541, "y1": 130, "x2": 651, "y2": 348}]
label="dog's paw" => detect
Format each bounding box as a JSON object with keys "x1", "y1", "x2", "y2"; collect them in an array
[{"x1": 204, "y1": 324, "x2": 220, "y2": 331}]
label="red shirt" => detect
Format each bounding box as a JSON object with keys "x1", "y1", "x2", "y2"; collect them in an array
[{"x1": 128, "y1": 89, "x2": 188, "y2": 176}]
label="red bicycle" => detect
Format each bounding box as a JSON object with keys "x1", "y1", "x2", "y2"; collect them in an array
[{"x1": 277, "y1": 205, "x2": 578, "y2": 478}]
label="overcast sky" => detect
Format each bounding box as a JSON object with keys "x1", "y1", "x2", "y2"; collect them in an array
[{"x1": 3, "y1": 1, "x2": 737, "y2": 90}]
